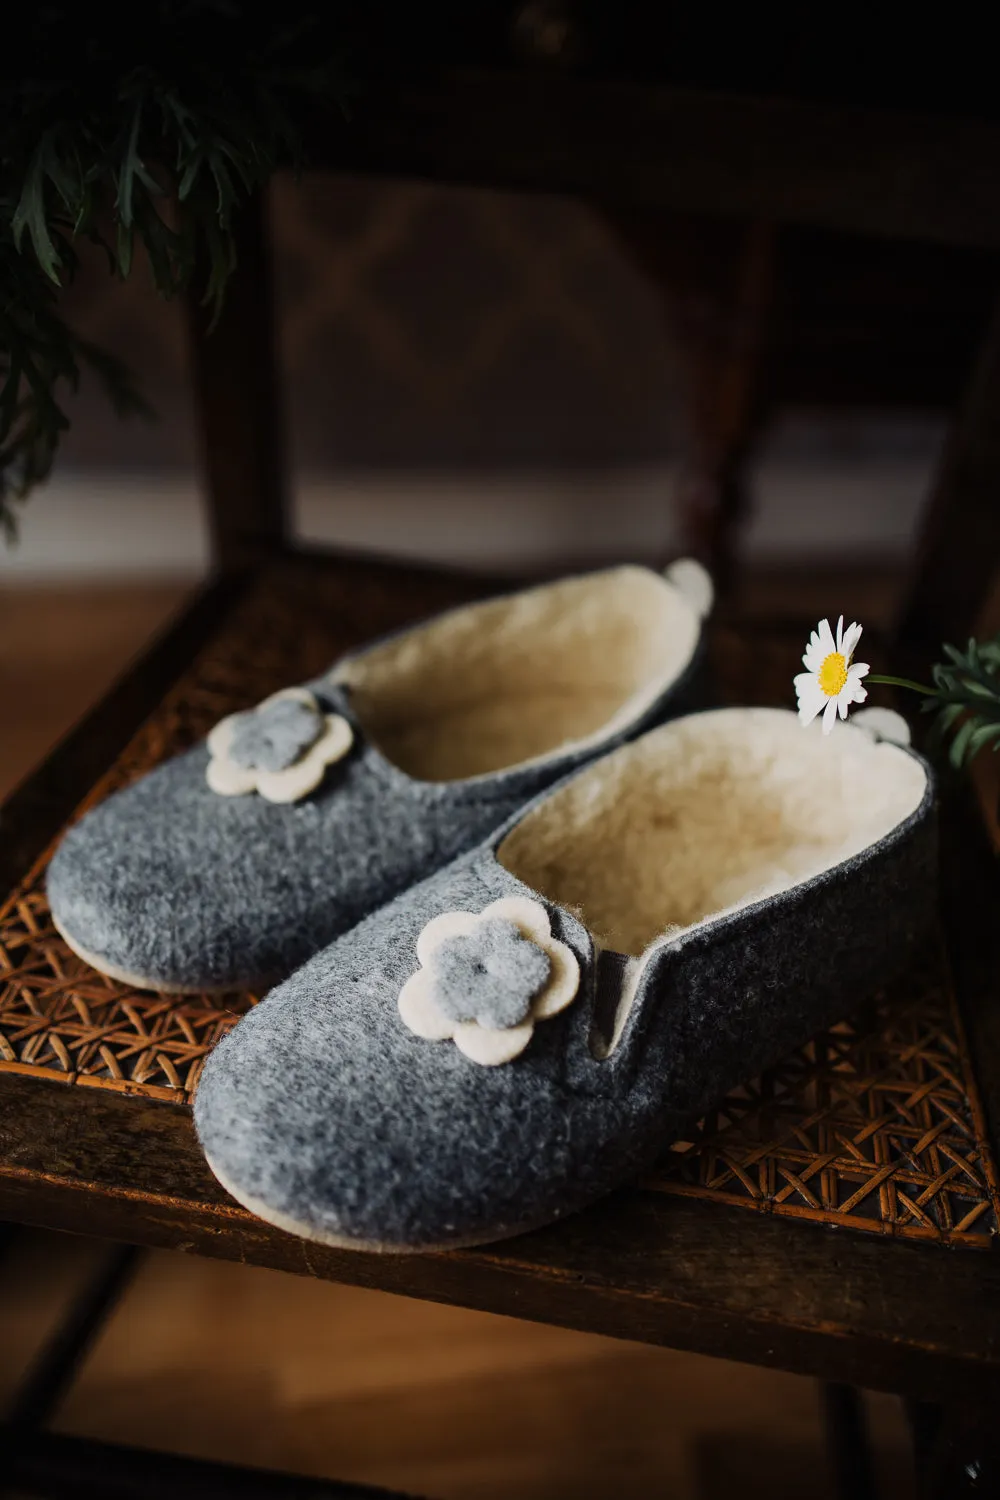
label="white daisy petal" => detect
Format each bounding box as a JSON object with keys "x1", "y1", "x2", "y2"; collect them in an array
[
  {"x1": 841, "y1": 622, "x2": 863, "y2": 659},
  {"x1": 454, "y1": 1019, "x2": 535, "y2": 1066},
  {"x1": 794, "y1": 674, "x2": 825, "y2": 725},
  {"x1": 795, "y1": 614, "x2": 871, "y2": 733},
  {"x1": 817, "y1": 619, "x2": 837, "y2": 656}
]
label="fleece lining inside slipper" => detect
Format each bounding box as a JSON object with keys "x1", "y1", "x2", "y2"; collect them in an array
[
  {"x1": 497, "y1": 707, "x2": 929, "y2": 957},
  {"x1": 334, "y1": 566, "x2": 700, "y2": 781}
]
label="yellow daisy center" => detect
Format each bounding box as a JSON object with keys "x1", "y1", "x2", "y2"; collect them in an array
[{"x1": 818, "y1": 651, "x2": 848, "y2": 697}]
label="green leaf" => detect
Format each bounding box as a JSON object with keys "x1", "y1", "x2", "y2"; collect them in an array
[
  {"x1": 950, "y1": 716, "x2": 984, "y2": 768},
  {"x1": 966, "y1": 721, "x2": 1000, "y2": 759},
  {"x1": 11, "y1": 153, "x2": 62, "y2": 282},
  {"x1": 0, "y1": 15, "x2": 350, "y2": 528},
  {"x1": 115, "y1": 219, "x2": 133, "y2": 282},
  {"x1": 934, "y1": 703, "x2": 965, "y2": 735},
  {"x1": 116, "y1": 100, "x2": 144, "y2": 229},
  {"x1": 176, "y1": 148, "x2": 205, "y2": 203}
]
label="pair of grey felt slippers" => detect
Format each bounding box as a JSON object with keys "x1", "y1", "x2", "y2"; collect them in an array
[{"x1": 47, "y1": 562, "x2": 937, "y2": 1253}]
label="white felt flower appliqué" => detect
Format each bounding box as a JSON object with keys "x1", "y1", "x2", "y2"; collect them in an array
[
  {"x1": 398, "y1": 897, "x2": 580, "y2": 1066},
  {"x1": 206, "y1": 688, "x2": 353, "y2": 804},
  {"x1": 794, "y1": 616, "x2": 870, "y2": 734}
]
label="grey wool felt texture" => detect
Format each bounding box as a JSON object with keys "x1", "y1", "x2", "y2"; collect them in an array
[
  {"x1": 194, "y1": 709, "x2": 937, "y2": 1253},
  {"x1": 46, "y1": 565, "x2": 707, "y2": 992},
  {"x1": 431, "y1": 918, "x2": 551, "y2": 1028}
]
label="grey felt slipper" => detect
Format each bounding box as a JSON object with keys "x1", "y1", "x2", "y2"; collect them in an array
[
  {"x1": 46, "y1": 561, "x2": 710, "y2": 993},
  {"x1": 193, "y1": 706, "x2": 936, "y2": 1253}
]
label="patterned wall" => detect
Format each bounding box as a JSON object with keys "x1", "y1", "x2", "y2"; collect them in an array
[{"x1": 56, "y1": 173, "x2": 681, "y2": 476}]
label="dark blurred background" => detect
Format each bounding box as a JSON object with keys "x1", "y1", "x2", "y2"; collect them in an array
[
  {"x1": 0, "y1": 172, "x2": 969, "y2": 581},
  {"x1": 3, "y1": 168, "x2": 986, "y2": 1497}
]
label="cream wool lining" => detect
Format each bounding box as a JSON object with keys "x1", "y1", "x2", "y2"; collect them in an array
[
  {"x1": 333, "y1": 567, "x2": 701, "y2": 782},
  {"x1": 497, "y1": 708, "x2": 928, "y2": 959}
]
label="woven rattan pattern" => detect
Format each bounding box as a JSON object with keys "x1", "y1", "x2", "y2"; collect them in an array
[
  {"x1": 1, "y1": 577, "x2": 997, "y2": 1247},
  {"x1": 650, "y1": 968, "x2": 1000, "y2": 1247},
  {"x1": 0, "y1": 562, "x2": 474, "y2": 1104}
]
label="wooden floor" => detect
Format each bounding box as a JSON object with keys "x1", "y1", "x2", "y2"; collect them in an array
[
  {"x1": 0, "y1": 582, "x2": 194, "y2": 802},
  {"x1": 3, "y1": 1228, "x2": 915, "y2": 1500},
  {"x1": 0, "y1": 579, "x2": 918, "y2": 1498}
]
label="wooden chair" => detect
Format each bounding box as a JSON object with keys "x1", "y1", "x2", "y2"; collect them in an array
[{"x1": 5, "y1": 44, "x2": 1000, "y2": 1498}]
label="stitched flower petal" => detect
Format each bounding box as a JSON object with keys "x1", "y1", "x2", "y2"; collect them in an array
[
  {"x1": 531, "y1": 938, "x2": 580, "y2": 1019},
  {"x1": 454, "y1": 1019, "x2": 535, "y2": 1066},
  {"x1": 416, "y1": 911, "x2": 481, "y2": 966},
  {"x1": 253, "y1": 716, "x2": 353, "y2": 804},
  {"x1": 398, "y1": 971, "x2": 455, "y2": 1040},
  {"x1": 256, "y1": 751, "x2": 328, "y2": 804},
  {"x1": 320, "y1": 715, "x2": 354, "y2": 763},
  {"x1": 267, "y1": 687, "x2": 318, "y2": 707},
  {"x1": 207, "y1": 716, "x2": 238, "y2": 758},
  {"x1": 481, "y1": 895, "x2": 552, "y2": 944},
  {"x1": 206, "y1": 757, "x2": 258, "y2": 796}
]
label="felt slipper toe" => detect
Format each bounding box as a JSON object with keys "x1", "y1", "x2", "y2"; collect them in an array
[{"x1": 195, "y1": 707, "x2": 936, "y2": 1253}]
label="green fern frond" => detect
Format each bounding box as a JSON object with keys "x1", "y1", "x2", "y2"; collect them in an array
[
  {"x1": 916, "y1": 635, "x2": 1000, "y2": 768},
  {"x1": 0, "y1": 6, "x2": 347, "y2": 534}
]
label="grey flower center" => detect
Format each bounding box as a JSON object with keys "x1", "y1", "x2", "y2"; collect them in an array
[
  {"x1": 430, "y1": 917, "x2": 552, "y2": 1030},
  {"x1": 228, "y1": 699, "x2": 324, "y2": 773}
]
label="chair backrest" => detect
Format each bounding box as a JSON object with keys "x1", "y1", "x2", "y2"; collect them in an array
[
  {"x1": 190, "y1": 187, "x2": 1000, "y2": 670},
  {"x1": 187, "y1": 191, "x2": 289, "y2": 571}
]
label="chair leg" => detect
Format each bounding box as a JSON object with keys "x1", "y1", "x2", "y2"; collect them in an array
[
  {"x1": 4, "y1": 1242, "x2": 142, "y2": 1431},
  {"x1": 1, "y1": 1241, "x2": 420, "y2": 1499},
  {"x1": 896, "y1": 289, "x2": 1000, "y2": 669},
  {"x1": 0, "y1": 1427, "x2": 416, "y2": 1499},
  {"x1": 821, "y1": 1382, "x2": 878, "y2": 1500},
  {"x1": 601, "y1": 209, "x2": 774, "y2": 592},
  {"x1": 186, "y1": 186, "x2": 289, "y2": 573},
  {"x1": 907, "y1": 1400, "x2": 1000, "y2": 1498}
]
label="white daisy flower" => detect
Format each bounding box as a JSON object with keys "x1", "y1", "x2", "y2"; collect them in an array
[{"x1": 794, "y1": 616, "x2": 870, "y2": 734}]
